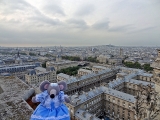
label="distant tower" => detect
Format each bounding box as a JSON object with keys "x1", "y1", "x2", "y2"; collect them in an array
[
  {"x1": 56, "y1": 54, "x2": 62, "y2": 62},
  {"x1": 15, "y1": 50, "x2": 22, "y2": 64},
  {"x1": 120, "y1": 48, "x2": 123, "y2": 58},
  {"x1": 60, "y1": 45, "x2": 63, "y2": 55},
  {"x1": 17, "y1": 50, "x2": 20, "y2": 58}
]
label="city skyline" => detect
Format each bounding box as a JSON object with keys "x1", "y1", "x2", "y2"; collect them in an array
[{"x1": 0, "y1": 0, "x2": 160, "y2": 47}]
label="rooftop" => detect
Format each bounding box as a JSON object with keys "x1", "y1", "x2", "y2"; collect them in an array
[
  {"x1": 48, "y1": 60, "x2": 77, "y2": 65},
  {"x1": 66, "y1": 68, "x2": 115, "y2": 84},
  {"x1": 34, "y1": 67, "x2": 46, "y2": 72},
  {"x1": 108, "y1": 70, "x2": 154, "y2": 88},
  {"x1": 92, "y1": 65, "x2": 107, "y2": 70},
  {"x1": 78, "y1": 68, "x2": 92, "y2": 73},
  {"x1": 70, "y1": 86, "x2": 135, "y2": 106},
  {"x1": 75, "y1": 109, "x2": 101, "y2": 120},
  {"x1": 0, "y1": 76, "x2": 34, "y2": 119},
  {"x1": 127, "y1": 79, "x2": 154, "y2": 87},
  {"x1": 57, "y1": 73, "x2": 76, "y2": 79}
]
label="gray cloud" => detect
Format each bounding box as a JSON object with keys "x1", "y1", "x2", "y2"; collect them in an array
[
  {"x1": 75, "y1": 4, "x2": 95, "y2": 16},
  {"x1": 108, "y1": 24, "x2": 134, "y2": 32},
  {"x1": 127, "y1": 26, "x2": 157, "y2": 34},
  {"x1": 43, "y1": 4, "x2": 65, "y2": 16},
  {"x1": 0, "y1": 0, "x2": 160, "y2": 47},
  {"x1": 0, "y1": 0, "x2": 33, "y2": 14},
  {"x1": 66, "y1": 19, "x2": 88, "y2": 29},
  {"x1": 1, "y1": 0, "x2": 63, "y2": 26},
  {"x1": 29, "y1": 15, "x2": 62, "y2": 26},
  {"x1": 92, "y1": 21, "x2": 109, "y2": 29}
]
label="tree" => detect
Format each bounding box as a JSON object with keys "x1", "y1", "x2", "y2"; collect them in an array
[
  {"x1": 123, "y1": 62, "x2": 153, "y2": 72},
  {"x1": 56, "y1": 66, "x2": 81, "y2": 75},
  {"x1": 143, "y1": 64, "x2": 153, "y2": 72},
  {"x1": 124, "y1": 61, "x2": 141, "y2": 69},
  {"x1": 62, "y1": 56, "x2": 81, "y2": 61},
  {"x1": 85, "y1": 57, "x2": 99, "y2": 63},
  {"x1": 29, "y1": 53, "x2": 36, "y2": 56}
]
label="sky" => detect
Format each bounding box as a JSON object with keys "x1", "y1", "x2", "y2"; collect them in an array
[{"x1": 0, "y1": 0, "x2": 160, "y2": 47}]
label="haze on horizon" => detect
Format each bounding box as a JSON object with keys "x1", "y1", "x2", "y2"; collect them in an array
[{"x1": 0, "y1": 0, "x2": 160, "y2": 47}]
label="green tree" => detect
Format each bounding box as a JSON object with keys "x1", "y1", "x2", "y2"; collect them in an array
[
  {"x1": 29, "y1": 53, "x2": 36, "y2": 56},
  {"x1": 143, "y1": 64, "x2": 153, "y2": 72},
  {"x1": 124, "y1": 62, "x2": 153, "y2": 72},
  {"x1": 134, "y1": 62, "x2": 142, "y2": 69},
  {"x1": 56, "y1": 66, "x2": 81, "y2": 75},
  {"x1": 62, "y1": 56, "x2": 81, "y2": 61},
  {"x1": 85, "y1": 57, "x2": 99, "y2": 63}
]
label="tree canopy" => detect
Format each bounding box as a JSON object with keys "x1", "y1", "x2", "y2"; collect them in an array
[
  {"x1": 56, "y1": 66, "x2": 81, "y2": 75},
  {"x1": 85, "y1": 57, "x2": 99, "y2": 63},
  {"x1": 62, "y1": 56, "x2": 81, "y2": 61},
  {"x1": 124, "y1": 62, "x2": 153, "y2": 72}
]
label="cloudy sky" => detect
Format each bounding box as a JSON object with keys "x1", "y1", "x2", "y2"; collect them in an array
[{"x1": 0, "y1": 0, "x2": 160, "y2": 47}]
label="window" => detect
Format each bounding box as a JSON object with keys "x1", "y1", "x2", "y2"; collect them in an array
[
  {"x1": 129, "y1": 104, "x2": 131, "y2": 109},
  {"x1": 113, "y1": 98, "x2": 115, "y2": 103},
  {"x1": 118, "y1": 100, "x2": 120, "y2": 105},
  {"x1": 123, "y1": 102, "x2": 125, "y2": 106},
  {"x1": 128, "y1": 112, "x2": 130, "y2": 116}
]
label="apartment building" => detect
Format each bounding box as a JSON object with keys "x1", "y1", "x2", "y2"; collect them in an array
[
  {"x1": 92, "y1": 66, "x2": 107, "y2": 73},
  {"x1": 66, "y1": 66, "x2": 158, "y2": 120},
  {"x1": 78, "y1": 68, "x2": 92, "y2": 76},
  {"x1": 25, "y1": 67, "x2": 56, "y2": 85}
]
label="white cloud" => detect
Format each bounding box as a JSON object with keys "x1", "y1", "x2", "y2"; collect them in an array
[{"x1": 0, "y1": 0, "x2": 160, "y2": 47}]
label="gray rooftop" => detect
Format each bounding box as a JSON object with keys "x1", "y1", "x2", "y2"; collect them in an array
[
  {"x1": 48, "y1": 60, "x2": 78, "y2": 65},
  {"x1": 140, "y1": 73, "x2": 153, "y2": 77},
  {"x1": 75, "y1": 109, "x2": 101, "y2": 120},
  {"x1": 57, "y1": 73, "x2": 71, "y2": 79},
  {"x1": 92, "y1": 65, "x2": 107, "y2": 69},
  {"x1": 66, "y1": 68, "x2": 115, "y2": 84},
  {"x1": 70, "y1": 86, "x2": 135, "y2": 106},
  {"x1": 34, "y1": 67, "x2": 46, "y2": 72},
  {"x1": 104, "y1": 87, "x2": 135, "y2": 103},
  {"x1": 0, "y1": 76, "x2": 34, "y2": 120},
  {"x1": 126, "y1": 79, "x2": 154, "y2": 87},
  {"x1": 108, "y1": 70, "x2": 154, "y2": 89},
  {"x1": 78, "y1": 68, "x2": 92, "y2": 73}
]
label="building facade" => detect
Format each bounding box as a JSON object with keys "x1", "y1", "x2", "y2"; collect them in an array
[
  {"x1": 57, "y1": 73, "x2": 76, "y2": 82},
  {"x1": 0, "y1": 63, "x2": 40, "y2": 74},
  {"x1": 25, "y1": 67, "x2": 56, "y2": 85},
  {"x1": 92, "y1": 66, "x2": 107, "y2": 73},
  {"x1": 66, "y1": 66, "x2": 159, "y2": 120},
  {"x1": 78, "y1": 69, "x2": 92, "y2": 76},
  {"x1": 65, "y1": 68, "x2": 118, "y2": 95}
]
